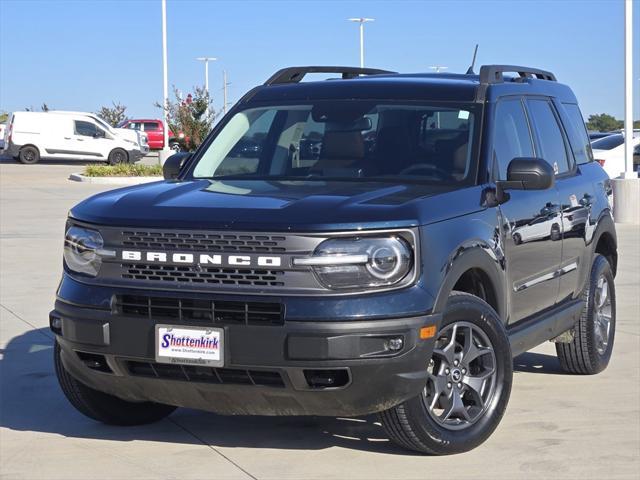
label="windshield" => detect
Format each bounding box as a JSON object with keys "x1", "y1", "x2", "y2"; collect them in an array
[
  {"x1": 90, "y1": 115, "x2": 115, "y2": 133},
  {"x1": 191, "y1": 101, "x2": 479, "y2": 184}
]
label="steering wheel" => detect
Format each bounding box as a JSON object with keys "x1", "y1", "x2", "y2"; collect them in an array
[{"x1": 399, "y1": 163, "x2": 453, "y2": 180}]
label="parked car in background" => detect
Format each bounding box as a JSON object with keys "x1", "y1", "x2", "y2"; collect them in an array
[
  {"x1": 588, "y1": 131, "x2": 615, "y2": 141},
  {"x1": 118, "y1": 119, "x2": 184, "y2": 151},
  {"x1": 2, "y1": 111, "x2": 149, "y2": 164},
  {"x1": 0, "y1": 123, "x2": 5, "y2": 150},
  {"x1": 591, "y1": 133, "x2": 640, "y2": 178}
]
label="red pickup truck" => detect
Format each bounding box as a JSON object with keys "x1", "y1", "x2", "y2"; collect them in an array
[{"x1": 118, "y1": 119, "x2": 184, "y2": 151}]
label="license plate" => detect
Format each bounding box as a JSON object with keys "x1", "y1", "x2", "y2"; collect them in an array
[{"x1": 155, "y1": 325, "x2": 224, "y2": 367}]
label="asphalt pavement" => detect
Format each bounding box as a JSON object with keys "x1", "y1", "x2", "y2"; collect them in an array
[{"x1": 1, "y1": 159, "x2": 638, "y2": 479}]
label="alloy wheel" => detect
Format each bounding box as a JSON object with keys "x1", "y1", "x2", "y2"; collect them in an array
[
  {"x1": 423, "y1": 321, "x2": 498, "y2": 430},
  {"x1": 593, "y1": 275, "x2": 612, "y2": 355}
]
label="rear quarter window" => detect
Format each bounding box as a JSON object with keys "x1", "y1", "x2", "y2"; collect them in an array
[{"x1": 561, "y1": 103, "x2": 594, "y2": 165}]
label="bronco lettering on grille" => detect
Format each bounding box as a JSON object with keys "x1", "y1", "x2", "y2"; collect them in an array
[{"x1": 120, "y1": 250, "x2": 282, "y2": 267}]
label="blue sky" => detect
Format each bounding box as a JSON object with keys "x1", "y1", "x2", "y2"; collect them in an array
[{"x1": 1, "y1": 0, "x2": 638, "y2": 121}]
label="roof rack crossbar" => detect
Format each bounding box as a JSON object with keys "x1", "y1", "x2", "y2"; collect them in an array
[
  {"x1": 479, "y1": 65, "x2": 557, "y2": 84},
  {"x1": 264, "y1": 66, "x2": 396, "y2": 85}
]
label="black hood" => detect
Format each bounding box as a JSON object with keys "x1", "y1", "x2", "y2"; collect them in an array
[{"x1": 70, "y1": 179, "x2": 465, "y2": 231}]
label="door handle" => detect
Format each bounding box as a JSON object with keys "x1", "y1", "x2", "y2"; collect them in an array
[
  {"x1": 64, "y1": 137, "x2": 71, "y2": 140},
  {"x1": 77, "y1": 139, "x2": 84, "y2": 141}
]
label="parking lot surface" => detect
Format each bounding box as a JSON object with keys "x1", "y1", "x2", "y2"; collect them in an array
[{"x1": 1, "y1": 160, "x2": 638, "y2": 479}]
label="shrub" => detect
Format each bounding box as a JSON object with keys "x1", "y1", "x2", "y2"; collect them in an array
[{"x1": 83, "y1": 164, "x2": 163, "y2": 177}]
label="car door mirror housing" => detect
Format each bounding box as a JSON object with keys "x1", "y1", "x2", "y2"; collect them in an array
[
  {"x1": 163, "y1": 152, "x2": 191, "y2": 180},
  {"x1": 506, "y1": 157, "x2": 555, "y2": 190},
  {"x1": 495, "y1": 157, "x2": 555, "y2": 204}
]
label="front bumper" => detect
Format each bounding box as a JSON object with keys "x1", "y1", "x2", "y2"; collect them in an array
[
  {"x1": 51, "y1": 294, "x2": 439, "y2": 416},
  {"x1": 128, "y1": 146, "x2": 149, "y2": 162}
]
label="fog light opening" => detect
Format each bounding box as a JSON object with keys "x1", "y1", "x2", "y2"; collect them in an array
[
  {"x1": 304, "y1": 369, "x2": 349, "y2": 389},
  {"x1": 49, "y1": 314, "x2": 62, "y2": 335}
]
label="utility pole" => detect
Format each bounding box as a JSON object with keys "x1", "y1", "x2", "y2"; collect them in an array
[
  {"x1": 196, "y1": 57, "x2": 217, "y2": 119},
  {"x1": 348, "y1": 18, "x2": 374, "y2": 68},
  {"x1": 223, "y1": 70, "x2": 230, "y2": 115}
]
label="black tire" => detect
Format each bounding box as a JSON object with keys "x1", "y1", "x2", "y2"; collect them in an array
[
  {"x1": 378, "y1": 291, "x2": 512, "y2": 455},
  {"x1": 556, "y1": 254, "x2": 615, "y2": 374},
  {"x1": 169, "y1": 142, "x2": 182, "y2": 152},
  {"x1": 54, "y1": 341, "x2": 176, "y2": 425},
  {"x1": 107, "y1": 148, "x2": 128, "y2": 165},
  {"x1": 18, "y1": 145, "x2": 40, "y2": 164},
  {"x1": 513, "y1": 233, "x2": 522, "y2": 245}
]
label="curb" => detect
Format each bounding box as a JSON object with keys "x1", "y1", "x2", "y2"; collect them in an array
[{"x1": 69, "y1": 173, "x2": 162, "y2": 185}]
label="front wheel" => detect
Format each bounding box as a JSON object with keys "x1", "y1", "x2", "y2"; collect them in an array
[
  {"x1": 556, "y1": 254, "x2": 616, "y2": 374},
  {"x1": 378, "y1": 291, "x2": 512, "y2": 455},
  {"x1": 54, "y1": 341, "x2": 176, "y2": 425},
  {"x1": 107, "y1": 148, "x2": 128, "y2": 165}
]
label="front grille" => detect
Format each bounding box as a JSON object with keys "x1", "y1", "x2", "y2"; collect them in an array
[
  {"x1": 121, "y1": 231, "x2": 287, "y2": 253},
  {"x1": 126, "y1": 361, "x2": 285, "y2": 388},
  {"x1": 121, "y1": 264, "x2": 285, "y2": 287},
  {"x1": 115, "y1": 294, "x2": 284, "y2": 325}
]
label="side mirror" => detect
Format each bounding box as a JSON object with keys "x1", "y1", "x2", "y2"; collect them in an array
[
  {"x1": 496, "y1": 157, "x2": 554, "y2": 203},
  {"x1": 163, "y1": 152, "x2": 191, "y2": 180},
  {"x1": 94, "y1": 130, "x2": 105, "y2": 138}
]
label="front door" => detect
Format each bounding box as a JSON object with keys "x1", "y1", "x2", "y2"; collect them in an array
[
  {"x1": 491, "y1": 97, "x2": 562, "y2": 323},
  {"x1": 72, "y1": 120, "x2": 109, "y2": 160}
]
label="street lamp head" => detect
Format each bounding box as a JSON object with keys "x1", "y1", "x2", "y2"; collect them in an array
[{"x1": 348, "y1": 17, "x2": 374, "y2": 23}]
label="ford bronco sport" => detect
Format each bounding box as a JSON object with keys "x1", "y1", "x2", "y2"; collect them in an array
[{"x1": 52, "y1": 65, "x2": 617, "y2": 455}]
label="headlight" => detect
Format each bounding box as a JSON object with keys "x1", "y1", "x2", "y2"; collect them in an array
[
  {"x1": 63, "y1": 226, "x2": 104, "y2": 277},
  {"x1": 294, "y1": 236, "x2": 413, "y2": 290}
]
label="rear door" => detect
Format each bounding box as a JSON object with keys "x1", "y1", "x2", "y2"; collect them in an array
[
  {"x1": 492, "y1": 97, "x2": 562, "y2": 323},
  {"x1": 143, "y1": 121, "x2": 163, "y2": 149},
  {"x1": 552, "y1": 101, "x2": 599, "y2": 302}
]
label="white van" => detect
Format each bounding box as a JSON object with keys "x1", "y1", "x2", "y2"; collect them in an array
[{"x1": 2, "y1": 111, "x2": 149, "y2": 164}]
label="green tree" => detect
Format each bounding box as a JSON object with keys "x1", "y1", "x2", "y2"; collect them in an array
[
  {"x1": 586, "y1": 113, "x2": 623, "y2": 132},
  {"x1": 157, "y1": 86, "x2": 214, "y2": 151},
  {"x1": 0, "y1": 111, "x2": 8, "y2": 123},
  {"x1": 96, "y1": 102, "x2": 128, "y2": 127}
]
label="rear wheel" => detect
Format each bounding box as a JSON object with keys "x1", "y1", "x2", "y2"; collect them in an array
[
  {"x1": 107, "y1": 148, "x2": 128, "y2": 165},
  {"x1": 54, "y1": 341, "x2": 176, "y2": 425},
  {"x1": 378, "y1": 291, "x2": 512, "y2": 455},
  {"x1": 169, "y1": 142, "x2": 182, "y2": 152},
  {"x1": 556, "y1": 254, "x2": 615, "y2": 374},
  {"x1": 18, "y1": 145, "x2": 40, "y2": 164}
]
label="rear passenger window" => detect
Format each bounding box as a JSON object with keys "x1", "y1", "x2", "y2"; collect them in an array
[
  {"x1": 527, "y1": 99, "x2": 571, "y2": 174},
  {"x1": 493, "y1": 99, "x2": 534, "y2": 180},
  {"x1": 143, "y1": 122, "x2": 159, "y2": 131},
  {"x1": 562, "y1": 103, "x2": 593, "y2": 165}
]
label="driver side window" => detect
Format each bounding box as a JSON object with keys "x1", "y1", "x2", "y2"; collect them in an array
[{"x1": 493, "y1": 98, "x2": 534, "y2": 180}]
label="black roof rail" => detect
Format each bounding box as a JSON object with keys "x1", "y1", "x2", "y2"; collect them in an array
[
  {"x1": 264, "y1": 66, "x2": 396, "y2": 85},
  {"x1": 479, "y1": 65, "x2": 557, "y2": 84}
]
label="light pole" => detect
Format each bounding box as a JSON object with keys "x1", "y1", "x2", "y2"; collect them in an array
[
  {"x1": 196, "y1": 56, "x2": 217, "y2": 118},
  {"x1": 622, "y1": 0, "x2": 635, "y2": 179},
  {"x1": 348, "y1": 18, "x2": 374, "y2": 68},
  {"x1": 161, "y1": 0, "x2": 169, "y2": 160}
]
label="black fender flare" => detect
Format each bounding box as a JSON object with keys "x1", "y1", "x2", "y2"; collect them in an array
[
  {"x1": 432, "y1": 244, "x2": 507, "y2": 322},
  {"x1": 591, "y1": 209, "x2": 617, "y2": 273}
]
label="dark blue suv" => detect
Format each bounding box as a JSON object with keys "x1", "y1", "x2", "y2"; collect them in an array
[{"x1": 52, "y1": 65, "x2": 617, "y2": 454}]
